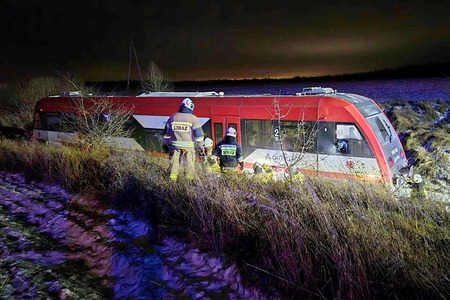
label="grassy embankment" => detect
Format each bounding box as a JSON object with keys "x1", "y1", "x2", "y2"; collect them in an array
[
  {"x1": 0, "y1": 138, "x2": 448, "y2": 299},
  {"x1": 381, "y1": 100, "x2": 450, "y2": 197}
]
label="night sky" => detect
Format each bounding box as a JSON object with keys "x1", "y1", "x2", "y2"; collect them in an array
[{"x1": 2, "y1": 0, "x2": 449, "y2": 82}]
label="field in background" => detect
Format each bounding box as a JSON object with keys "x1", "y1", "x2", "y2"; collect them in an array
[{"x1": 173, "y1": 77, "x2": 450, "y2": 102}]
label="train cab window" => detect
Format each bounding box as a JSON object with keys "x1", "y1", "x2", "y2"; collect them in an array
[
  {"x1": 214, "y1": 123, "x2": 223, "y2": 145},
  {"x1": 336, "y1": 124, "x2": 374, "y2": 157},
  {"x1": 336, "y1": 124, "x2": 362, "y2": 140}
]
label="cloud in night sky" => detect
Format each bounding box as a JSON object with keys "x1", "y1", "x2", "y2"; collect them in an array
[{"x1": 2, "y1": 0, "x2": 449, "y2": 82}]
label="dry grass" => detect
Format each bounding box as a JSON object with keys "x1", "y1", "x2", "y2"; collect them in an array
[
  {"x1": 0, "y1": 139, "x2": 110, "y2": 193},
  {"x1": 384, "y1": 100, "x2": 450, "y2": 180},
  {"x1": 0, "y1": 139, "x2": 448, "y2": 299}
]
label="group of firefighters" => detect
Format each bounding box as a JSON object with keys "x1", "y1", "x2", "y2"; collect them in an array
[
  {"x1": 163, "y1": 98, "x2": 427, "y2": 198},
  {"x1": 163, "y1": 98, "x2": 247, "y2": 181}
]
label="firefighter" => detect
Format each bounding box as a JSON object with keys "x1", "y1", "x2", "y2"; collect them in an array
[
  {"x1": 411, "y1": 173, "x2": 428, "y2": 198},
  {"x1": 201, "y1": 137, "x2": 220, "y2": 173},
  {"x1": 163, "y1": 98, "x2": 204, "y2": 181},
  {"x1": 253, "y1": 162, "x2": 273, "y2": 183},
  {"x1": 212, "y1": 127, "x2": 244, "y2": 174}
]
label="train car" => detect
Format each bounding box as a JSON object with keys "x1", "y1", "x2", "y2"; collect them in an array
[{"x1": 33, "y1": 88, "x2": 408, "y2": 185}]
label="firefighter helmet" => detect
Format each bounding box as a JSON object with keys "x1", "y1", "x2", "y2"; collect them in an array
[
  {"x1": 204, "y1": 138, "x2": 213, "y2": 149},
  {"x1": 180, "y1": 98, "x2": 195, "y2": 110},
  {"x1": 225, "y1": 127, "x2": 236, "y2": 137}
]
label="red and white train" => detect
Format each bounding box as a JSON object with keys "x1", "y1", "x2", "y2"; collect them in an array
[{"x1": 33, "y1": 87, "x2": 408, "y2": 185}]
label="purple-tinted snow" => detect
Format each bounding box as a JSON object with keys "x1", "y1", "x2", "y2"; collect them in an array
[
  {"x1": 0, "y1": 171, "x2": 274, "y2": 299},
  {"x1": 177, "y1": 77, "x2": 450, "y2": 102}
]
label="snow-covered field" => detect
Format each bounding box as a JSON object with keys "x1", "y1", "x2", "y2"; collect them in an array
[
  {"x1": 176, "y1": 77, "x2": 450, "y2": 102},
  {"x1": 0, "y1": 171, "x2": 272, "y2": 299}
]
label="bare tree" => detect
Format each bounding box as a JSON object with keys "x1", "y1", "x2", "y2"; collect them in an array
[
  {"x1": 267, "y1": 96, "x2": 319, "y2": 180},
  {"x1": 140, "y1": 61, "x2": 174, "y2": 92}
]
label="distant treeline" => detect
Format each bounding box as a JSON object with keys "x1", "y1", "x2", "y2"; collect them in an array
[{"x1": 88, "y1": 62, "x2": 450, "y2": 92}]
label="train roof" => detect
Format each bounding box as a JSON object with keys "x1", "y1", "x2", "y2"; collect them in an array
[{"x1": 37, "y1": 87, "x2": 383, "y2": 118}]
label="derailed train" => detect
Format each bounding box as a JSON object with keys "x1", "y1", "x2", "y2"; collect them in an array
[{"x1": 33, "y1": 87, "x2": 409, "y2": 186}]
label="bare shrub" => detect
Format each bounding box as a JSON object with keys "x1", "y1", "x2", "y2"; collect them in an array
[
  {"x1": 13, "y1": 75, "x2": 95, "y2": 128},
  {"x1": 13, "y1": 77, "x2": 64, "y2": 127},
  {"x1": 60, "y1": 96, "x2": 134, "y2": 148}
]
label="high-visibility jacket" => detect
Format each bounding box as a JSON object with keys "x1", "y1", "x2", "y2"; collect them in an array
[
  {"x1": 212, "y1": 136, "x2": 243, "y2": 169},
  {"x1": 163, "y1": 109, "x2": 203, "y2": 149}
]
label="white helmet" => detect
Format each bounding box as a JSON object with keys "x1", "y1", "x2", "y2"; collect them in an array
[
  {"x1": 413, "y1": 174, "x2": 423, "y2": 183},
  {"x1": 225, "y1": 127, "x2": 236, "y2": 137},
  {"x1": 180, "y1": 98, "x2": 195, "y2": 110},
  {"x1": 204, "y1": 138, "x2": 213, "y2": 149}
]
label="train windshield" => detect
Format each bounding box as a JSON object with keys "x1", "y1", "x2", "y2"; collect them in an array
[
  {"x1": 366, "y1": 113, "x2": 407, "y2": 173},
  {"x1": 367, "y1": 115, "x2": 391, "y2": 145}
]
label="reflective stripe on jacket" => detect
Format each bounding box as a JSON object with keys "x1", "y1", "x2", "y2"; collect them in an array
[
  {"x1": 164, "y1": 111, "x2": 203, "y2": 149},
  {"x1": 212, "y1": 137, "x2": 243, "y2": 168}
]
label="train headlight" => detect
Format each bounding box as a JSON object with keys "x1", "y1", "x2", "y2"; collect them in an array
[{"x1": 389, "y1": 158, "x2": 394, "y2": 167}]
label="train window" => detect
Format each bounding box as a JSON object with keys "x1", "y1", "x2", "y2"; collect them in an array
[
  {"x1": 202, "y1": 120, "x2": 212, "y2": 142},
  {"x1": 98, "y1": 113, "x2": 111, "y2": 123},
  {"x1": 145, "y1": 129, "x2": 166, "y2": 152},
  {"x1": 367, "y1": 115, "x2": 390, "y2": 144},
  {"x1": 244, "y1": 120, "x2": 259, "y2": 146},
  {"x1": 243, "y1": 120, "x2": 274, "y2": 149},
  {"x1": 214, "y1": 123, "x2": 223, "y2": 144},
  {"x1": 318, "y1": 122, "x2": 336, "y2": 154},
  {"x1": 281, "y1": 121, "x2": 316, "y2": 153},
  {"x1": 46, "y1": 113, "x2": 63, "y2": 131},
  {"x1": 261, "y1": 120, "x2": 273, "y2": 148},
  {"x1": 33, "y1": 113, "x2": 42, "y2": 129}
]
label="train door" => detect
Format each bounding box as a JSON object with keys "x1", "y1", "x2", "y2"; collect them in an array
[{"x1": 211, "y1": 116, "x2": 241, "y2": 146}]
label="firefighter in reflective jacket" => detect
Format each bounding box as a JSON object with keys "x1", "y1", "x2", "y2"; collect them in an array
[
  {"x1": 201, "y1": 137, "x2": 220, "y2": 173},
  {"x1": 163, "y1": 98, "x2": 204, "y2": 181},
  {"x1": 253, "y1": 162, "x2": 273, "y2": 183},
  {"x1": 212, "y1": 127, "x2": 244, "y2": 173}
]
